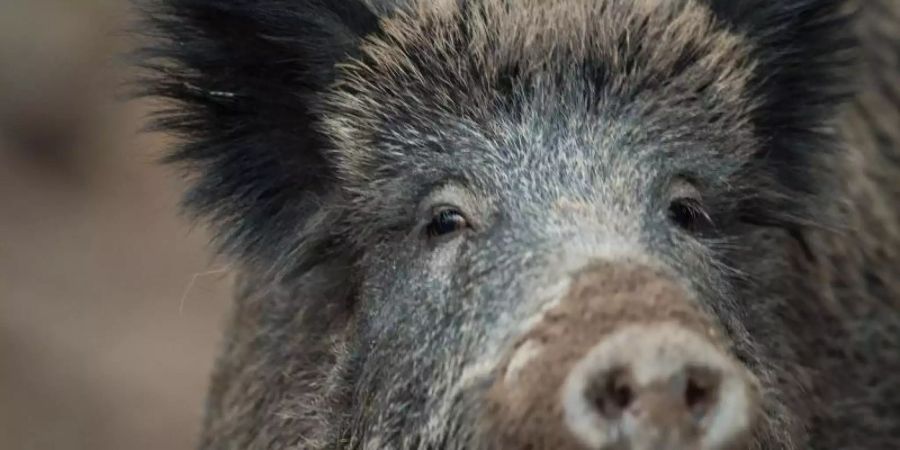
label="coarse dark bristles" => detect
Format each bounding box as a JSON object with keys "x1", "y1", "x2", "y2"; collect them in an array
[
  {"x1": 134, "y1": 0, "x2": 381, "y2": 273},
  {"x1": 702, "y1": 0, "x2": 859, "y2": 226},
  {"x1": 135, "y1": 0, "x2": 858, "y2": 267}
]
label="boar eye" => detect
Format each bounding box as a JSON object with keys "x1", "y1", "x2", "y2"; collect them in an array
[
  {"x1": 668, "y1": 197, "x2": 713, "y2": 234},
  {"x1": 427, "y1": 207, "x2": 469, "y2": 238}
]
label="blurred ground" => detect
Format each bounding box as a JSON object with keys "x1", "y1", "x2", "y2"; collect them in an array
[{"x1": 0, "y1": 1, "x2": 231, "y2": 449}]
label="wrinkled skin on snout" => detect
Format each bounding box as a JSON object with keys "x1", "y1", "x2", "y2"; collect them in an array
[{"x1": 141, "y1": 0, "x2": 900, "y2": 449}]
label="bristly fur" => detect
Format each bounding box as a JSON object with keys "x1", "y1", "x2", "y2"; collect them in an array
[
  {"x1": 326, "y1": 0, "x2": 857, "y2": 250},
  {"x1": 134, "y1": 0, "x2": 899, "y2": 449},
  {"x1": 700, "y1": 0, "x2": 859, "y2": 229},
  {"x1": 134, "y1": 0, "x2": 381, "y2": 276},
  {"x1": 137, "y1": 0, "x2": 857, "y2": 272}
]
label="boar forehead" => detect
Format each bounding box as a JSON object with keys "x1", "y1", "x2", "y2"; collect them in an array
[{"x1": 324, "y1": 0, "x2": 759, "y2": 197}]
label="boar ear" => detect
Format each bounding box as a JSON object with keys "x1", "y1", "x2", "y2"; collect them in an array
[
  {"x1": 704, "y1": 0, "x2": 856, "y2": 133},
  {"x1": 138, "y1": 1, "x2": 380, "y2": 268},
  {"x1": 706, "y1": 0, "x2": 858, "y2": 164},
  {"x1": 704, "y1": 0, "x2": 857, "y2": 228}
]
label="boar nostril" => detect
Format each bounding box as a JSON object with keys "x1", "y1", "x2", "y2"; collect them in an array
[
  {"x1": 685, "y1": 366, "x2": 721, "y2": 417},
  {"x1": 610, "y1": 376, "x2": 634, "y2": 411},
  {"x1": 587, "y1": 368, "x2": 634, "y2": 417}
]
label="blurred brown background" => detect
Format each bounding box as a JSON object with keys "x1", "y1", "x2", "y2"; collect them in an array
[{"x1": 0, "y1": 1, "x2": 231, "y2": 449}]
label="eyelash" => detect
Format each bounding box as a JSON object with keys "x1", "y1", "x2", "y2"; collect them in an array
[
  {"x1": 426, "y1": 207, "x2": 469, "y2": 238},
  {"x1": 668, "y1": 197, "x2": 714, "y2": 234}
]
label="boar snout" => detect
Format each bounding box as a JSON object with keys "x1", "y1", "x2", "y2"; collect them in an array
[
  {"x1": 562, "y1": 323, "x2": 757, "y2": 450},
  {"x1": 483, "y1": 264, "x2": 760, "y2": 450}
]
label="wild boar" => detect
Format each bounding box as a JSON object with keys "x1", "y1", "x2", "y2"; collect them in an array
[{"x1": 138, "y1": 0, "x2": 899, "y2": 448}]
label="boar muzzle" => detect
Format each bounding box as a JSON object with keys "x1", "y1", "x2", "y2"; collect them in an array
[{"x1": 482, "y1": 264, "x2": 760, "y2": 450}]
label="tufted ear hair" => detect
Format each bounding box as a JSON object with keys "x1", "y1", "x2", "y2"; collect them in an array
[
  {"x1": 702, "y1": 0, "x2": 858, "y2": 231},
  {"x1": 137, "y1": 0, "x2": 381, "y2": 271},
  {"x1": 705, "y1": 0, "x2": 857, "y2": 128},
  {"x1": 705, "y1": 0, "x2": 857, "y2": 151}
]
